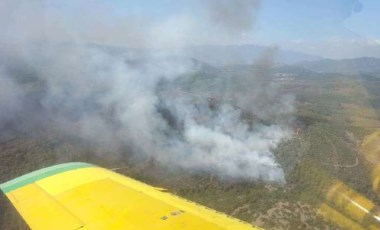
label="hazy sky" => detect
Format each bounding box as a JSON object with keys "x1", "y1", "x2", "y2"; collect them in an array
[
  {"x1": 107, "y1": 0, "x2": 375, "y2": 39},
  {"x1": 1, "y1": 0, "x2": 380, "y2": 58}
]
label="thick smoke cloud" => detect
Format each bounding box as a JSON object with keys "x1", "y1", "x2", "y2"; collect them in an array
[
  {"x1": 0, "y1": 0, "x2": 294, "y2": 183},
  {"x1": 205, "y1": 0, "x2": 260, "y2": 32}
]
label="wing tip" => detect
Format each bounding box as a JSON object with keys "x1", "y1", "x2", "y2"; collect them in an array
[{"x1": 0, "y1": 162, "x2": 95, "y2": 194}]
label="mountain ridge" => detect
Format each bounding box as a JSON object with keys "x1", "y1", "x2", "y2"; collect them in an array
[{"x1": 297, "y1": 56, "x2": 380, "y2": 74}]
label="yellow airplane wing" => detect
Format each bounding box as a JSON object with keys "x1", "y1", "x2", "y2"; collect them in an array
[{"x1": 0, "y1": 162, "x2": 262, "y2": 230}]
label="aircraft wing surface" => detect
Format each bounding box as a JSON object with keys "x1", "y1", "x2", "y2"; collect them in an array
[{"x1": 0, "y1": 162, "x2": 261, "y2": 230}]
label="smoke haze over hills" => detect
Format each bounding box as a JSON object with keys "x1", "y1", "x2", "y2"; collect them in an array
[{"x1": 0, "y1": 0, "x2": 296, "y2": 183}]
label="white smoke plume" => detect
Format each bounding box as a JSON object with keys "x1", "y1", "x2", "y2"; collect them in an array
[{"x1": 0, "y1": 0, "x2": 294, "y2": 183}]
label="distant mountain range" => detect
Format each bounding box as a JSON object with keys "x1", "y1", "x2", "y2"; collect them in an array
[
  {"x1": 87, "y1": 43, "x2": 322, "y2": 66},
  {"x1": 88, "y1": 43, "x2": 380, "y2": 75},
  {"x1": 180, "y1": 45, "x2": 322, "y2": 66},
  {"x1": 297, "y1": 57, "x2": 380, "y2": 74}
]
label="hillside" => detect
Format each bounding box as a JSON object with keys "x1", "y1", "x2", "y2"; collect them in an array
[{"x1": 2, "y1": 58, "x2": 380, "y2": 229}]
